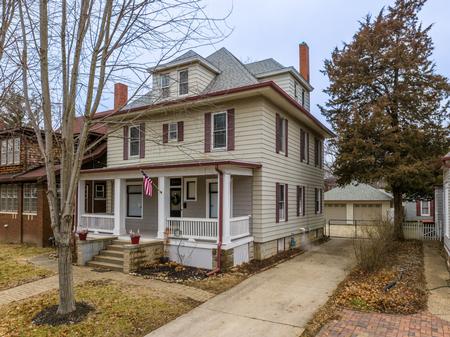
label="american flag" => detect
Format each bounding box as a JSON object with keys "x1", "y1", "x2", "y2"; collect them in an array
[{"x1": 142, "y1": 171, "x2": 153, "y2": 197}]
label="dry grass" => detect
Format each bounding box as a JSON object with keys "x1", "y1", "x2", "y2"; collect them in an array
[
  {"x1": 301, "y1": 240, "x2": 426, "y2": 337},
  {"x1": 0, "y1": 279, "x2": 200, "y2": 337},
  {"x1": 0, "y1": 244, "x2": 55, "y2": 291}
]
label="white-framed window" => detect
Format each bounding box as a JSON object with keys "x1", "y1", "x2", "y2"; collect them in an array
[
  {"x1": 301, "y1": 89, "x2": 305, "y2": 107},
  {"x1": 184, "y1": 178, "x2": 197, "y2": 201},
  {"x1": 7, "y1": 139, "x2": 13, "y2": 165},
  {"x1": 23, "y1": 183, "x2": 37, "y2": 214},
  {"x1": 127, "y1": 184, "x2": 142, "y2": 218},
  {"x1": 294, "y1": 82, "x2": 299, "y2": 101},
  {"x1": 178, "y1": 69, "x2": 188, "y2": 95},
  {"x1": 0, "y1": 140, "x2": 6, "y2": 165},
  {"x1": 94, "y1": 183, "x2": 106, "y2": 200},
  {"x1": 168, "y1": 122, "x2": 178, "y2": 141},
  {"x1": 315, "y1": 188, "x2": 323, "y2": 214},
  {"x1": 161, "y1": 73, "x2": 170, "y2": 98},
  {"x1": 212, "y1": 111, "x2": 227, "y2": 150},
  {"x1": 0, "y1": 184, "x2": 18, "y2": 212},
  {"x1": 14, "y1": 138, "x2": 20, "y2": 164},
  {"x1": 278, "y1": 117, "x2": 287, "y2": 154},
  {"x1": 278, "y1": 183, "x2": 286, "y2": 221},
  {"x1": 420, "y1": 200, "x2": 431, "y2": 216},
  {"x1": 129, "y1": 126, "x2": 140, "y2": 158},
  {"x1": 297, "y1": 185, "x2": 305, "y2": 216}
]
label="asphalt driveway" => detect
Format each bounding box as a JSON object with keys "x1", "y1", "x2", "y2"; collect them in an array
[{"x1": 145, "y1": 238, "x2": 355, "y2": 337}]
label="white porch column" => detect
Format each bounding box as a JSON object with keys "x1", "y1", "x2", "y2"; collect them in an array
[
  {"x1": 222, "y1": 173, "x2": 232, "y2": 244},
  {"x1": 346, "y1": 203, "x2": 354, "y2": 225},
  {"x1": 157, "y1": 177, "x2": 169, "y2": 239},
  {"x1": 77, "y1": 180, "x2": 85, "y2": 229},
  {"x1": 113, "y1": 178, "x2": 126, "y2": 236}
]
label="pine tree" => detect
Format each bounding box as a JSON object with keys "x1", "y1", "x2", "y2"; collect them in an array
[{"x1": 321, "y1": 0, "x2": 450, "y2": 238}]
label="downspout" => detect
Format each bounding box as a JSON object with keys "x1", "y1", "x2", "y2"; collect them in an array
[{"x1": 207, "y1": 165, "x2": 223, "y2": 276}]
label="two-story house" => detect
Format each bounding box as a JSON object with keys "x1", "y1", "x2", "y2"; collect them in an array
[{"x1": 77, "y1": 43, "x2": 334, "y2": 270}]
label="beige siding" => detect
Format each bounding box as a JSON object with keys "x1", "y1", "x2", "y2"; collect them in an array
[{"x1": 233, "y1": 176, "x2": 252, "y2": 217}]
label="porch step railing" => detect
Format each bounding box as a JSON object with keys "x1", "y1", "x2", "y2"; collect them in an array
[
  {"x1": 230, "y1": 215, "x2": 251, "y2": 240},
  {"x1": 79, "y1": 213, "x2": 115, "y2": 234},
  {"x1": 166, "y1": 217, "x2": 218, "y2": 241}
]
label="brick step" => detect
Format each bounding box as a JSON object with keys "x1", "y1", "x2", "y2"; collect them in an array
[
  {"x1": 93, "y1": 255, "x2": 124, "y2": 266},
  {"x1": 87, "y1": 260, "x2": 123, "y2": 272},
  {"x1": 106, "y1": 244, "x2": 125, "y2": 251},
  {"x1": 99, "y1": 250, "x2": 124, "y2": 258}
]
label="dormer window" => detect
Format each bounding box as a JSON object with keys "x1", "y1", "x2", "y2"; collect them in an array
[
  {"x1": 0, "y1": 138, "x2": 20, "y2": 166},
  {"x1": 301, "y1": 89, "x2": 305, "y2": 107},
  {"x1": 294, "y1": 82, "x2": 298, "y2": 100},
  {"x1": 161, "y1": 74, "x2": 170, "y2": 98},
  {"x1": 178, "y1": 69, "x2": 189, "y2": 95}
]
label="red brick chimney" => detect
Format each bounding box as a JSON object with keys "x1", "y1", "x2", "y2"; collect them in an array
[
  {"x1": 114, "y1": 83, "x2": 128, "y2": 110},
  {"x1": 299, "y1": 42, "x2": 310, "y2": 83}
]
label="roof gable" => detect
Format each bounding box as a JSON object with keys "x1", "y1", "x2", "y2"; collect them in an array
[{"x1": 325, "y1": 183, "x2": 393, "y2": 201}]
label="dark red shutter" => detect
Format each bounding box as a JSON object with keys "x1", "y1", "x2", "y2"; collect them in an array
[
  {"x1": 285, "y1": 184, "x2": 288, "y2": 221},
  {"x1": 300, "y1": 129, "x2": 305, "y2": 161},
  {"x1": 431, "y1": 199, "x2": 435, "y2": 221},
  {"x1": 123, "y1": 126, "x2": 129, "y2": 160},
  {"x1": 177, "y1": 121, "x2": 184, "y2": 142},
  {"x1": 320, "y1": 140, "x2": 323, "y2": 169},
  {"x1": 205, "y1": 113, "x2": 211, "y2": 153},
  {"x1": 302, "y1": 187, "x2": 306, "y2": 216},
  {"x1": 296, "y1": 186, "x2": 300, "y2": 216},
  {"x1": 139, "y1": 123, "x2": 145, "y2": 158},
  {"x1": 275, "y1": 182, "x2": 280, "y2": 223},
  {"x1": 275, "y1": 113, "x2": 280, "y2": 153},
  {"x1": 285, "y1": 119, "x2": 288, "y2": 157},
  {"x1": 306, "y1": 133, "x2": 310, "y2": 164},
  {"x1": 227, "y1": 108, "x2": 235, "y2": 151},
  {"x1": 315, "y1": 188, "x2": 318, "y2": 214},
  {"x1": 314, "y1": 138, "x2": 319, "y2": 166},
  {"x1": 416, "y1": 200, "x2": 421, "y2": 216},
  {"x1": 162, "y1": 124, "x2": 168, "y2": 144}
]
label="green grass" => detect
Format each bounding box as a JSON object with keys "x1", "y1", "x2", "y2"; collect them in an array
[
  {"x1": 0, "y1": 280, "x2": 200, "y2": 337},
  {"x1": 0, "y1": 244, "x2": 55, "y2": 291}
]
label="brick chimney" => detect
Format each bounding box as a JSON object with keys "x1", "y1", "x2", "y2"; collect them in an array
[
  {"x1": 114, "y1": 83, "x2": 128, "y2": 110},
  {"x1": 299, "y1": 42, "x2": 310, "y2": 83}
]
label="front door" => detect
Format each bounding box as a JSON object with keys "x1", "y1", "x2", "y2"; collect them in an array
[
  {"x1": 170, "y1": 178, "x2": 182, "y2": 217},
  {"x1": 208, "y1": 182, "x2": 218, "y2": 218}
]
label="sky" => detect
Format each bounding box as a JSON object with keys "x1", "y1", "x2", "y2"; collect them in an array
[{"x1": 192, "y1": 0, "x2": 450, "y2": 127}]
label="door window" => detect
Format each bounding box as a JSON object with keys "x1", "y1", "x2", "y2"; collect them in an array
[{"x1": 209, "y1": 182, "x2": 218, "y2": 218}]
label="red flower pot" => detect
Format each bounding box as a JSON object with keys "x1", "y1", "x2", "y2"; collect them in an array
[
  {"x1": 78, "y1": 232, "x2": 88, "y2": 241},
  {"x1": 131, "y1": 236, "x2": 141, "y2": 244}
]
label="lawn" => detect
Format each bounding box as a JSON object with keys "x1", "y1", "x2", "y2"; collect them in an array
[
  {"x1": 0, "y1": 244, "x2": 55, "y2": 291},
  {"x1": 0, "y1": 279, "x2": 200, "y2": 337}
]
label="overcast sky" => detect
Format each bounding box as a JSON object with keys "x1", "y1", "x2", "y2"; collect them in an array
[{"x1": 195, "y1": 0, "x2": 450, "y2": 127}]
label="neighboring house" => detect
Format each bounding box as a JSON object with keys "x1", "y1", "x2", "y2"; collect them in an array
[
  {"x1": 0, "y1": 123, "x2": 107, "y2": 247},
  {"x1": 442, "y1": 152, "x2": 450, "y2": 269},
  {"x1": 76, "y1": 43, "x2": 333, "y2": 270},
  {"x1": 324, "y1": 183, "x2": 393, "y2": 224},
  {"x1": 404, "y1": 199, "x2": 435, "y2": 223}
]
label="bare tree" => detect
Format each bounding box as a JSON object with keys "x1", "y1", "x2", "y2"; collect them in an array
[{"x1": 3, "y1": 0, "x2": 229, "y2": 314}]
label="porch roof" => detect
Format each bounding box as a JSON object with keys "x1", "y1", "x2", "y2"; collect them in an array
[{"x1": 80, "y1": 159, "x2": 261, "y2": 175}]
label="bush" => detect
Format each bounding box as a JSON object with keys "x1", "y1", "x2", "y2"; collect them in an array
[{"x1": 353, "y1": 221, "x2": 395, "y2": 272}]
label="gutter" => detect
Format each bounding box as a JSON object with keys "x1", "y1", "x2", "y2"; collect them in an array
[{"x1": 207, "y1": 165, "x2": 223, "y2": 276}]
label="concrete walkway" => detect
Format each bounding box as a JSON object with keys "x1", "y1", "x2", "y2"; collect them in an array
[
  {"x1": 145, "y1": 238, "x2": 355, "y2": 337},
  {"x1": 424, "y1": 242, "x2": 450, "y2": 322}
]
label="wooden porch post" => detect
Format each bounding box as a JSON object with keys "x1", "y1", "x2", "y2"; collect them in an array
[
  {"x1": 113, "y1": 178, "x2": 126, "y2": 236},
  {"x1": 157, "y1": 176, "x2": 169, "y2": 239}
]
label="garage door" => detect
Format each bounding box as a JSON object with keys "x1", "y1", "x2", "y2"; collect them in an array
[
  {"x1": 353, "y1": 204, "x2": 382, "y2": 222},
  {"x1": 325, "y1": 203, "x2": 346, "y2": 223}
]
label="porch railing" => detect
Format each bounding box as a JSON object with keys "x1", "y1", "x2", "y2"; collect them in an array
[
  {"x1": 166, "y1": 217, "x2": 218, "y2": 241},
  {"x1": 79, "y1": 213, "x2": 115, "y2": 234},
  {"x1": 230, "y1": 215, "x2": 251, "y2": 240}
]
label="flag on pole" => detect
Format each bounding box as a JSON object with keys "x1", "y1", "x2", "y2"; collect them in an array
[{"x1": 142, "y1": 171, "x2": 153, "y2": 197}]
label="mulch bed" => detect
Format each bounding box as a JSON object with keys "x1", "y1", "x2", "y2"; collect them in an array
[
  {"x1": 32, "y1": 302, "x2": 94, "y2": 326},
  {"x1": 136, "y1": 262, "x2": 209, "y2": 282},
  {"x1": 301, "y1": 240, "x2": 427, "y2": 337}
]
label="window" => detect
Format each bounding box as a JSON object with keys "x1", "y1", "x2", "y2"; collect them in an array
[
  {"x1": 23, "y1": 183, "x2": 37, "y2": 213},
  {"x1": 129, "y1": 126, "x2": 140, "y2": 157},
  {"x1": 127, "y1": 185, "x2": 142, "y2": 217},
  {"x1": 184, "y1": 178, "x2": 197, "y2": 201},
  {"x1": 300, "y1": 129, "x2": 307, "y2": 162},
  {"x1": 278, "y1": 184, "x2": 286, "y2": 221},
  {"x1": 14, "y1": 138, "x2": 20, "y2": 164},
  {"x1": 297, "y1": 186, "x2": 305, "y2": 216},
  {"x1": 168, "y1": 123, "x2": 178, "y2": 141},
  {"x1": 277, "y1": 117, "x2": 287, "y2": 154},
  {"x1": 178, "y1": 70, "x2": 189, "y2": 95},
  {"x1": 315, "y1": 188, "x2": 323, "y2": 214},
  {"x1": 294, "y1": 83, "x2": 298, "y2": 100},
  {"x1": 0, "y1": 138, "x2": 20, "y2": 166},
  {"x1": 314, "y1": 138, "x2": 323, "y2": 168},
  {"x1": 0, "y1": 184, "x2": 18, "y2": 212},
  {"x1": 161, "y1": 73, "x2": 170, "y2": 98},
  {"x1": 420, "y1": 200, "x2": 430, "y2": 216},
  {"x1": 0, "y1": 140, "x2": 6, "y2": 165},
  {"x1": 94, "y1": 183, "x2": 106, "y2": 199},
  {"x1": 212, "y1": 111, "x2": 227, "y2": 150},
  {"x1": 301, "y1": 89, "x2": 305, "y2": 107}
]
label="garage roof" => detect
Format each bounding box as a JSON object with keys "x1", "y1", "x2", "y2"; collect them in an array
[{"x1": 325, "y1": 183, "x2": 393, "y2": 202}]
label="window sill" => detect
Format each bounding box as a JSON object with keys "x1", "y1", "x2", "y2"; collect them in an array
[
  {"x1": 126, "y1": 216, "x2": 143, "y2": 220},
  {"x1": 0, "y1": 211, "x2": 18, "y2": 214},
  {"x1": 212, "y1": 147, "x2": 227, "y2": 152},
  {"x1": 23, "y1": 212, "x2": 37, "y2": 216},
  {"x1": 185, "y1": 199, "x2": 197, "y2": 202}
]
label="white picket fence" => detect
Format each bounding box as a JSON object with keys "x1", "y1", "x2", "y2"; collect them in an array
[{"x1": 402, "y1": 221, "x2": 442, "y2": 241}]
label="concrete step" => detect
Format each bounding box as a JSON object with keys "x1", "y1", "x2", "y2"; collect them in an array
[
  {"x1": 99, "y1": 250, "x2": 124, "y2": 258},
  {"x1": 87, "y1": 260, "x2": 123, "y2": 272},
  {"x1": 93, "y1": 255, "x2": 124, "y2": 266},
  {"x1": 112, "y1": 240, "x2": 130, "y2": 245},
  {"x1": 106, "y1": 244, "x2": 125, "y2": 251}
]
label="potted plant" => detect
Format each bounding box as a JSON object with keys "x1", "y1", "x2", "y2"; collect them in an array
[
  {"x1": 77, "y1": 229, "x2": 88, "y2": 241},
  {"x1": 130, "y1": 229, "x2": 141, "y2": 244}
]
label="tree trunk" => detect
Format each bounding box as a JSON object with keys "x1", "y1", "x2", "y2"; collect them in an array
[
  {"x1": 56, "y1": 243, "x2": 76, "y2": 314},
  {"x1": 392, "y1": 188, "x2": 404, "y2": 240}
]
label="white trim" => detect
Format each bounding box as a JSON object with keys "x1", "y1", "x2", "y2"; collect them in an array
[
  {"x1": 444, "y1": 182, "x2": 449, "y2": 238},
  {"x1": 278, "y1": 183, "x2": 286, "y2": 221},
  {"x1": 177, "y1": 69, "x2": 189, "y2": 96},
  {"x1": 206, "y1": 178, "x2": 218, "y2": 219},
  {"x1": 420, "y1": 200, "x2": 431, "y2": 216},
  {"x1": 168, "y1": 122, "x2": 178, "y2": 142},
  {"x1": 128, "y1": 125, "x2": 141, "y2": 159},
  {"x1": 211, "y1": 111, "x2": 227, "y2": 151},
  {"x1": 183, "y1": 177, "x2": 197, "y2": 202}
]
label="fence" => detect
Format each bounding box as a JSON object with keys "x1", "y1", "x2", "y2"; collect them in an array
[{"x1": 402, "y1": 221, "x2": 442, "y2": 241}]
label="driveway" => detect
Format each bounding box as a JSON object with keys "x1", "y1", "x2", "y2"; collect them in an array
[{"x1": 145, "y1": 238, "x2": 355, "y2": 337}]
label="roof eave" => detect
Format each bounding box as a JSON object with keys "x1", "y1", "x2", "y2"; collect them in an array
[
  {"x1": 255, "y1": 68, "x2": 314, "y2": 91},
  {"x1": 149, "y1": 57, "x2": 220, "y2": 75}
]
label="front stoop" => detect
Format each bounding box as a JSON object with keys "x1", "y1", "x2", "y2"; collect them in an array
[{"x1": 86, "y1": 240, "x2": 125, "y2": 272}]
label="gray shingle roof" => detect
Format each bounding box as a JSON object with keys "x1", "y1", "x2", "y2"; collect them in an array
[
  {"x1": 245, "y1": 58, "x2": 285, "y2": 75},
  {"x1": 325, "y1": 183, "x2": 393, "y2": 202}
]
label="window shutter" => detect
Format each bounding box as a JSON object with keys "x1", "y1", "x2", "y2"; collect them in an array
[
  {"x1": 275, "y1": 182, "x2": 280, "y2": 223},
  {"x1": 302, "y1": 186, "x2": 306, "y2": 216},
  {"x1": 296, "y1": 186, "x2": 300, "y2": 216},
  {"x1": 285, "y1": 184, "x2": 288, "y2": 221},
  {"x1": 314, "y1": 138, "x2": 319, "y2": 167},
  {"x1": 204, "y1": 112, "x2": 211, "y2": 153},
  {"x1": 300, "y1": 129, "x2": 305, "y2": 161},
  {"x1": 227, "y1": 108, "x2": 235, "y2": 151},
  {"x1": 431, "y1": 199, "x2": 435, "y2": 220},
  {"x1": 275, "y1": 113, "x2": 280, "y2": 153},
  {"x1": 162, "y1": 124, "x2": 168, "y2": 144},
  {"x1": 320, "y1": 189, "x2": 323, "y2": 213},
  {"x1": 123, "y1": 126, "x2": 129, "y2": 160},
  {"x1": 416, "y1": 200, "x2": 421, "y2": 216},
  {"x1": 306, "y1": 133, "x2": 310, "y2": 164},
  {"x1": 319, "y1": 140, "x2": 323, "y2": 169},
  {"x1": 285, "y1": 119, "x2": 288, "y2": 157},
  {"x1": 139, "y1": 123, "x2": 145, "y2": 159},
  {"x1": 315, "y1": 188, "x2": 318, "y2": 214},
  {"x1": 177, "y1": 121, "x2": 184, "y2": 142}
]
